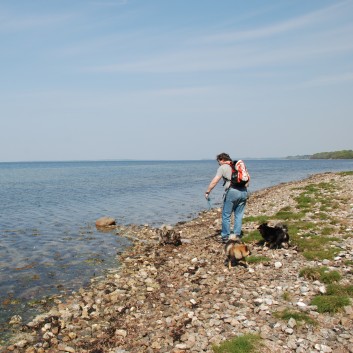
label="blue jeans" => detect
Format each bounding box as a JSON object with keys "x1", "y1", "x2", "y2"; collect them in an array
[{"x1": 221, "y1": 187, "x2": 248, "y2": 240}]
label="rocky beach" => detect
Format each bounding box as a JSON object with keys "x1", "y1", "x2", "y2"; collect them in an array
[{"x1": 2, "y1": 171, "x2": 353, "y2": 353}]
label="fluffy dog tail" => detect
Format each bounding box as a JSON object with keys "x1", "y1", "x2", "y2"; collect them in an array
[
  {"x1": 276, "y1": 224, "x2": 290, "y2": 243},
  {"x1": 233, "y1": 244, "x2": 251, "y2": 259}
]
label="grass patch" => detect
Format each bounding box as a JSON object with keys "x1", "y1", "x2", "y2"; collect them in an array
[
  {"x1": 282, "y1": 291, "x2": 292, "y2": 301},
  {"x1": 296, "y1": 194, "x2": 314, "y2": 207},
  {"x1": 319, "y1": 269, "x2": 342, "y2": 283},
  {"x1": 294, "y1": 234, "x2": 333, "y2": 249},
  {"x1": 285, "y1": 222, "x2": 317, "y2": 239},
  {"x1": 299, "y1": 266, "x2": 342, "y2": 284},
  {"x1": 326, "y1": 284, "x2": 353, "y2": 297},
  {"x1": 242, "y1": 230, "x2": 262, "y2": 243},
  {"x1": 272, "y1": 206, "x2": 307, "y2": 221},
  {"x1": 295, "y1": 194, "x2": 314, "y2": 210},
  {"x1": 321, "y1": 227, "x2": 335, "y2": 236},
  {"x1": 299, "y1": 266, "x2": 323, "y2": 281},
  {"x1": 296, "y1": 221, "x2": 317, "y2": 230},
  {"x1": 279, "y1": 206, "x2": 292, "y2": 212},
  {"x1": 329, "y1": 219, "x2": 339, "y2": 226},
  {"x1": 294, "y1": 182, "x2": 336, "y2": 214},
  {"x1": 212, "y1": 333, "x2": 261, "y2": 353},
  {"x1": 317, "y1": 182, "x2": 336, "y2": 191},
  {"x1": 294, "y1": 235, "x2": 339, "y2": 260},
  {"x1": 273, "y1": 309, "x2": 317, "y2": 326},
  {"x1": 313, "y1": 213, "x2": 330, "y2": 221},
  {"x1": 246, "y1": 255, "x2": 271, "y2": 264},
  {"x1": 303, "y1": 184, "x2": 320, "y2": 193},
  {"x1": 302, "y1": 248, "x2": 340, "y2": 261},
  {"x1": 274, "y1": 210, "x2": 305, "y2": 221},
  {"x1": 243, "y1": 215, "x2": 268, "y2": 224},
  {"x1": 338, "y1": 171, "x2": 353, "y2": 176},
  {"x1": 311, "y1": 295, "x2": 350, "y2": 313}
]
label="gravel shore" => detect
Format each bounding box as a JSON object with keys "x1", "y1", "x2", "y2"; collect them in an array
[{"x1": 2, "y1": 172, "x2": 353, "y2": 353}]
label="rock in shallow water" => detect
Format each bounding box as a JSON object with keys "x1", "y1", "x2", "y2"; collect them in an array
[{"x1": 95, "y1": 216, "x2": 116, "y2": 227}]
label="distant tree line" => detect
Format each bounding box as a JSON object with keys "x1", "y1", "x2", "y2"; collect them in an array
[
  {"x1": 287, "y1": 150, "x2": 353, "y2": 159},
  {"x1": 310, "y1": 150, "x2": 353, "y2": 159}
]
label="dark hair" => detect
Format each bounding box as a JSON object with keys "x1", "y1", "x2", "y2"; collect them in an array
[{"x1": 216, "y1": 153, "x2": 232, "y2": 162}]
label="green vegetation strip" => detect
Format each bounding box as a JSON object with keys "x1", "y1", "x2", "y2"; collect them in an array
[
  {"x1": 299, "y1": 266, "x2": 341, "y2": 284},
  {"x1": 243, "y1": 174, "x2": 353, "y2": 316},
  {"x1": 211, "y1": 173, "x2": 353, "y2": 351},
  {"x1": 273, "y1": 309, "x2": 317, "y2": 326},
  {"x1": 242, "y1": 175, "x2": 353, "y2": 260},
  {"x1": 311, "y1": 150, "x2": 353, "y2": 159},
  {"x1": 212, "y1": 334, "x2": 261, "y2": 353},
  {"x1": 311, "y1": 296, "x2": 350, "y2": 314},
  {"x1": 299, "y1": 267, "x2": 352, "y2": 313},
  {"x1": 246, "y1": 256, "x2": 271, "y2": 264}
]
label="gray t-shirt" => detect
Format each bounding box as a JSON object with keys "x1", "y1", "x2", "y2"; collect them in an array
[{"x1": 216, "y1": 164, "x2": 232, "y2": 190}]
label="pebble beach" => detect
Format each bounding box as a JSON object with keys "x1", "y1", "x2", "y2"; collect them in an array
[{"x1": 2, "y1": 171, "x2": 353, "y2": 353}]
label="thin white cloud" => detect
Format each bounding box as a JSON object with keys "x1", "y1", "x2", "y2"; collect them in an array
[
  {"x1": 303, "y1": 72, "x2": 353, "y2": 87},
  {"x1": 0, "y1": 12, "x2": 74, "y2": 32},
  {"x1": 147, "y1": 86, "x2": 214, "y2": 97},
  {"x1": 204, "y1": 0, "x2": 351, "y2": 42},
  {"x1": 82, "y1": 2, "x2": 353, "y2": 75},
  {"x1": 84, "y1": 27, "x2": 353, "y2": 74},
  {"x1": 89, "y1": 0, "x2": 128, "y2": 6}
]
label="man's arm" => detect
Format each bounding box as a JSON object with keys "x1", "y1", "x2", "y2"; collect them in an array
[{"x1": 205, "y1": 175, "x2": 222, "y2": 198}]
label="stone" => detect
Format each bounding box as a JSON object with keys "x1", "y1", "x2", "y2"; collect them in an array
[
  {"x1": 9, "y1": 315, "x2": 22, "y2": 325},
  {"x1": 57, "y1": 344, "x2": 75, "y2": 353},
  {"x1": 95, "y1": 216, "x2": 116, "y2": 227},
  {"x1": 288, "y1": 318, "x2": 297, "y2": 328},
  {"x1": 274, "y1": 262, "x2": 283, "y2": 268},
  {"x1": 115, "y1": 329, "x2": 127, "y2": 337}
]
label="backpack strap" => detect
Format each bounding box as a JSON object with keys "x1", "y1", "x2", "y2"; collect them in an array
[{"x1": 222, "y1": 161, "x2": 233, "y2": 186}]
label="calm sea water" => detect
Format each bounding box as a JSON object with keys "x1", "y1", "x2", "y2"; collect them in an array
[{"x1": 0, "y1": 159, "x2": 352, "y2": 337}]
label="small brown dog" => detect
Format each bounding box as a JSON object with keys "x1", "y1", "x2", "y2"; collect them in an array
[{"x1": 224, "y1": 235, "x2": 251, "y2": 269}]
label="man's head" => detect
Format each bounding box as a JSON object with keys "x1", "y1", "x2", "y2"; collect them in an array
[{"x1": 216, "y1": 153, "x2": 232, "y2": 163}]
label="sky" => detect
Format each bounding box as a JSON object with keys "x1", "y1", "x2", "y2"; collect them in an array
[{"x1": 1, "y1": 0, "x2": 353, "y2": 162}]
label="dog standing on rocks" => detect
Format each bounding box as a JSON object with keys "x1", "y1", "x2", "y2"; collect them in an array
[
  {"x1": 224, "y1": 235, "x2": 251, "y2": 269},
  {"x1": 257, "y1": 222, "x2": 290, "y2": 249}
]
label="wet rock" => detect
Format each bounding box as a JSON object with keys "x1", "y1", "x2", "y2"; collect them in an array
[
  {"x1": 9, "y1": 315, "x2": 22, "y2": 325},
  {"x1": 95, "y1": 216, "x2": 116, "y2": 227}
]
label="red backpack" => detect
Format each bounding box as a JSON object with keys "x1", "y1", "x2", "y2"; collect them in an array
[{"x1": 230, "y1": 160, "x2": 250, "y2": 187}]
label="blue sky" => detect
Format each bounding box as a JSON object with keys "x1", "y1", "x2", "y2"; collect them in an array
[{"x1": 1, "y1": 0, "x2": 352, "y2": 161}]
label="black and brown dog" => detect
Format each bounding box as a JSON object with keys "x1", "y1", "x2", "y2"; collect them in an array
[
  {"x1": 257, "y1": 222, "x2": 290, "y2": 249},
  {"x1": 224, "y1": 235, "x2": 251, "y2": 269}
]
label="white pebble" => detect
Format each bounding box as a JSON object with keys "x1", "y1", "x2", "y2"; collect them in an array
[{"x1": 275, "y1": 261, "x2": 283, "y2": 268}]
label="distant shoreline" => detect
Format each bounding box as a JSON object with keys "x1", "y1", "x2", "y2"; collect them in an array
[
  {"x1": 286, "y1": 149, "x2": 353, "y2": 160},
  {"x1": 1, "y1": 156, "x2": 353, "y2": 164}
]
